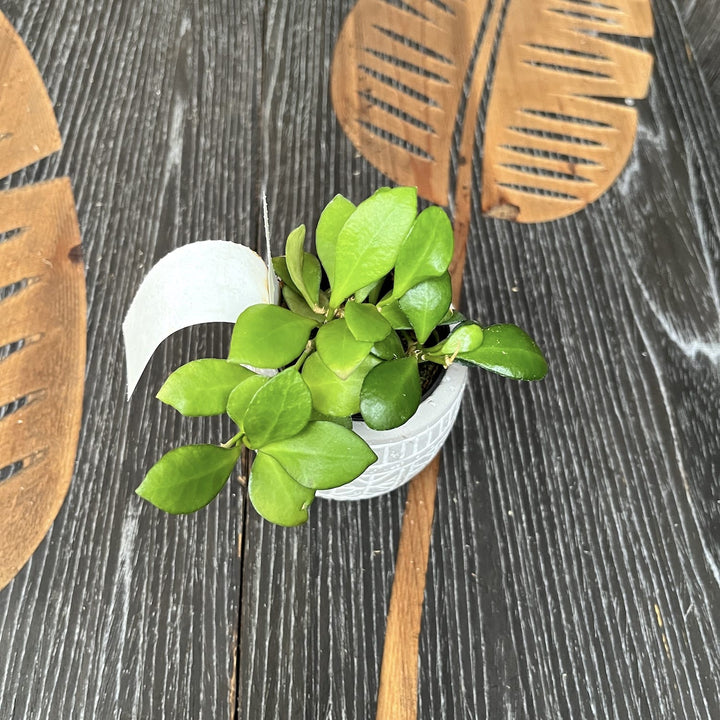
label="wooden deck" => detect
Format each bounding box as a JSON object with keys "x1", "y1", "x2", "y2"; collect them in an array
[{"x1": 1, "y1": 1, "x2": 719, "y2": 717}]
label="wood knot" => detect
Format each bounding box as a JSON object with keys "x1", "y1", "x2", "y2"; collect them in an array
[{"x1": 68, "y1": 244, "x2": 84, "y2": 263}]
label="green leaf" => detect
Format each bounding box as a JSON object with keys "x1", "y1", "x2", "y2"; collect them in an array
[
  {"x1": 398, "y1": 273, "x2": 452, "y2": 344},
  {"x1": 248, "y1": 452, "x2": 315, "y2": 526},
  {"x1": 457, "y1": 324, "x2": 548, "y2": 380},
  {"x1": 316, "y1": 194, "x2": 356, "y2": 286},
  {"x1": 285, "y1": 225, "x2": 322, "y2": 310},
  {"x1": 262, "y1": 421, "x2": 377, "y2": 490},
  {"x1": 438, "y1": 308, "x2": 466, "y2": 325},
  {"x1": 329, "y1": 187, "x2": 417, "y2": 308},
  {"x1": 371, "y1": 330, "x2": 405, "y2": 360},
  {"x1": 393, "y1": 206, "x2": 454, "y2": 297},
  {"x1": 136, "y1": 444, "x2": 241, "y2": 514},
  {"x1": 243, "y1": 368, "x2": 312, "y2": 448},
  {"x1": 360, "y1": 357, "x2": 421, "y2": 430},
  {"x1": 377, "y1": 296, "x2": 412, "y2": 329},
  {"x1": 156, "y1": 359, "x2": 254, "y2": 416},
  {"x1": 282, "y1": 285, "x2": 324, "y2": 323},
  {"x1": 301, "y1": 352, "x2": 379, "y2": 416},
  {"x1": 344, "y1": 301, "x2": 392, "y2": 342},
  {"x1": 353, "y1": 278, "x2": 383, "y2": 304},
  {"x1": 310, "y1": 410, "x2": 353, "y2": 430},
  {"x1": 315, "y1": 318, "x2": 373, "y2": 379},
  {"x1": 272, "y1": 256, "x2": 299, "y2": 294},
  {"x1": 226, "y1": 374, "x2": 269, "y2": 426},
  {"x1": 229, "y1": 304, "x2": 317, "y2": 369},
  {"x1": 425, "y1": 322, "x2": 484, "y2": 357}
]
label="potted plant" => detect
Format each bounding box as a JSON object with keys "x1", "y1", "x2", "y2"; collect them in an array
[{"x1": 135, "y1": 186, "x2": 547, "y2": 525}]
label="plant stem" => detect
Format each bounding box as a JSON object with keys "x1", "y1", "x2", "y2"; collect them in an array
[
  {"x1": 293, "y1": 341, "x2": 315, "y2": 371},
  {"x1": 221, "y1": 430, "x2": 244, "y2": 449}
]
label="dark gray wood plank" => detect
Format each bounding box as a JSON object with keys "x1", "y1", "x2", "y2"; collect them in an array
[
  {"x1": 242, "y1": 1, "x2": 720, "y2": 718},
  {"x1": 0, "y1": 1, "x2": 261, "y2": 717},
  {"x1": 1, "y1": 0, "x2": 718, "y2": 718},
  {"x1": 239, "y1": 3, "x2": 404, "y2": 717},
  {"x1": 683, "y1": 0, "x2": 720, "y2": 107}
]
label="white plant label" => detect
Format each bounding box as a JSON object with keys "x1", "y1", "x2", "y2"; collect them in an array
[{"x1": 123, "y1": 241, "x2": 273, "y2": 397}]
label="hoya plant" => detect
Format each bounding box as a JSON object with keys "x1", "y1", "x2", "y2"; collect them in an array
[{"x1": 137, "y1": 186, "x2": 547, "y2": 525}]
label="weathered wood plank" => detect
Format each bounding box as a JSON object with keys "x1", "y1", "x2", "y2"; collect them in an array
[
  {"x1": 243, "y1": 1, "x2": 720, "y2": 718},
  {"x1": 0, "y1": 0, "x2": 718, "y2": 719},
  {"x1": 239, "y1": 4, "x2": 404, "y2": 715},
  {"x1": 0, "y1": 1, "x2": 261, "y2": 717},
  {"x1": 683, "y1": 0, "x2": 720, "y2": 107}
]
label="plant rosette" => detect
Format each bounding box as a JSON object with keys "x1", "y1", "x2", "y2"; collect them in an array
[{"x1": 132, "y1": 186, "x2": 548, "y2": 526}]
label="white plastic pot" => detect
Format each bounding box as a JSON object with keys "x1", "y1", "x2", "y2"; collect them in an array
[{"x1": 317, "y1": 363, "x2": 469, "y2": 501}]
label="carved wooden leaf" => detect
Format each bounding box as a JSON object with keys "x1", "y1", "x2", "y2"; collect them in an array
[
  {"x1": 0, "y1": 12, "x2": 62, "y2": 178},
  {"x1": 0, "y1": 11, "x2": 86, "y2": 591},
  {"x1": 0, "y1": 181, "x2": 86, "y2": 590},
  {"x1": 331, "y1": 0, "x2": 490, "y2": 206},
  {"x1": 331, "y1": 0, "x2": 654, "y2": 225},
  {"x1": 482, "y1": 0, "x2": 654, "y2": 222}
]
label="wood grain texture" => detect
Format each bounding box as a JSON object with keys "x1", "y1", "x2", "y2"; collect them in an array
[
  {"x1": 0, "y1": 179, "x2": 86, "y2": 590},
  {"x1": 332, "y1": 2, "x2": 654, "y2": 711},
  {"x1": 243, "y1": 1, "x2": 720, "y2": 719},
  {"x1": 375, "y1": 455, "x2": 439, "y2": 720},
  {"x1": 331, "y1": 0, "x2": 489, "y2": 208},
  {"x1": 0, "y1": 1, "x2": 261, "y2": 717},
  {"x1": 0, "y1": 1, "x2": 718, "y2": 719},
  {"x1": 683, "y1": 0, "x2": 720, "y2": 107}
]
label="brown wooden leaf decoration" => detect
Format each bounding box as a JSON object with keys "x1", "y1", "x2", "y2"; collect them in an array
[
  {"x1": 331, "y1": 0, "x2": 654, "y2": 235},
  {"x1": 331, "y1": 0, "x2": 489, "y2": 208},
  {"x1": 0, "y1": 12, "x2": 86, "y2": 591},
  {"x1": 482, "y1": 0, "x2": 653, "y2": 222},
  {"x1": 0, "y1": 12, "x2": 62, "y2": 178}
]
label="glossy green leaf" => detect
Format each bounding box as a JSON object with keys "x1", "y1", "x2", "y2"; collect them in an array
[
  {"x1": 243, "y1": 368, "x2": 312, "y2": 448},
  {"x1": 228, "y1": 304, "x2": 316, "y2": 368},
  {"x1": 226, "y1": 374, "x2": 269, "y2": 426},
  {"x1": 360, "y1": 357, "x2": 421, "y2": 430},
  {"x1": 310, "y1": 410, "x2": 353, "y2": 430},
  {"x1": 262, "y1": 421, "x2": 377, "y2": 490},
  {"x1": 271, "y1": 256, "x2": 299, "y2": 294},
  {"x1": 302, "y1": 352, "x2": 379, "y2": 416},
  {"x1": 285, "y1": 225, "x2": 322, "y2": 310},
  {"x1": 316, "y1": 194, "x2": 356, "y2": 286},
  {"x1": 353, "y1": 278, "x2": 383, "y2": 304},
  {"x1": 393, "y1": 206, "x2": 454, "y2": 297},
  {"x1": 344, "y1": 301, "x2": 392, "y2": 342},
  {"x1": 457, "y1": 324, "x2": 548, "y2": 380},
  {"x1": 398, "y1": 273, "x2": 452, "y2": 344},
  {"x1": 371, "y1": 329, "x2": 405, "y2": 360},
  {"x1": 425, "y1": 322, "x2": 484, "y2": 357},
  {"x1": 377, "y1": 297, "x2": 412, "y2": 329},
  {"x1": 136, "y1": 444, "x2": 241, "y2": 514},
  {"x1": 329, "y1": 187, "x2": 417, "y2": 308},
  {"x1": 248, "y1": 452, "x2": 315, "y2": 526},
  {"x1": 300, "y1": 253, "x2": 323, "y2": 306},
  {"x1": 156, "y1": 359, "x2": 254, "y2": 416},
  {"x1": 282, "y1": 285, "x2": 324, "y2": 323},
  {"x1": 315, "y1": 318, "x2": 373, "y2": 379},
  {"x1": 438, "y1": 308, "x2": 466, "y2": 325}
]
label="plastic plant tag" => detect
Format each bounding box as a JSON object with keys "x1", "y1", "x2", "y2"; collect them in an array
[{"x1": 123, "y1": 241, "x2": 274, "y2": 397}]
